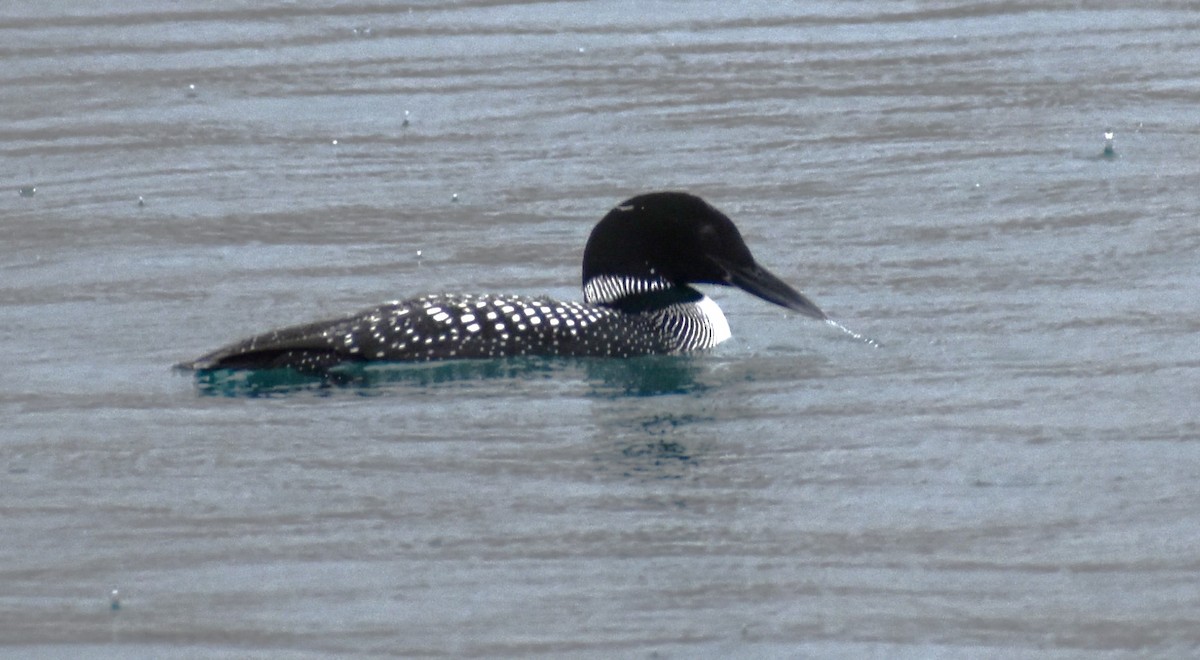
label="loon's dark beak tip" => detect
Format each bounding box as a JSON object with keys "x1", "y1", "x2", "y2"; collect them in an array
[
  {"x1": 773, "y1": 287, "x2": 827, "y2": 322},
  {"x1": 723, "y1": 260, "x2": 827, "y2": 322},
  {"x1": 787, "y1": 295, "x2": 828, "y2": 322}
]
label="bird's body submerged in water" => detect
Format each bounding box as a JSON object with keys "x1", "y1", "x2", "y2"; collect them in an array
[{"x1": 178, "y1": 192, "x2": 827, "y2": 372}]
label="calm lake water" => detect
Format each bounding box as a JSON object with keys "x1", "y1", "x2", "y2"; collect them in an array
[{"x1": 3, "y1": 2, "x2": 1199, "y2": 657}]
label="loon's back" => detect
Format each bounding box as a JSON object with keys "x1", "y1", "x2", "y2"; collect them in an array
[
  {"x1": 182, "y1": 293, "x2": 720, "y2": 371},
  {"x1": 179, "y1": 192, "x2": 826, "y2": 373}
]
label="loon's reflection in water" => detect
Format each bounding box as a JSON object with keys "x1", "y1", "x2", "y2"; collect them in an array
[
  {"x1": 188, "y1": 354, "x2": 717, "y2": 480},
  {"x1": 187, "y1": 354, "x2": 711, "y2": 398}
]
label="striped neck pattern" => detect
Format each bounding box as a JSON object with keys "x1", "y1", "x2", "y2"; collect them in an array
[{"x1": 582, "y1": 274, "x2": 730, "y2": 351}]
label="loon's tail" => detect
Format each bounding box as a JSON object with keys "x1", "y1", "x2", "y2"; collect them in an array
[{"x1": 176, "y1": 316, "x2": 359, "y2": 372}]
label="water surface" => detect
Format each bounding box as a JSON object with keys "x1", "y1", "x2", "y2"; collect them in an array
[{"x1": 3, "y1": 2, "x2": 1199, "y2": 657}]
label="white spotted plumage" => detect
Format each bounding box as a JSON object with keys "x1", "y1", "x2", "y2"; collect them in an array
[{"x1": 185, "y1": 290, "x2": 735, "y2": 369}]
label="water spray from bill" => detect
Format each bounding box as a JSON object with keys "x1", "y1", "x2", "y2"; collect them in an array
[{"x1": 825, "y1": 317, "x2": 881, "y2": 348}]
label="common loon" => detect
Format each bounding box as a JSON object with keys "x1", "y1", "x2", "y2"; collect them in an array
[{"x1": 178, "y1": 192, "x2": 827, "y2": 372}]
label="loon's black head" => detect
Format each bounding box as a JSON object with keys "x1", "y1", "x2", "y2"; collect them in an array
[{"x1": 581, "y1": 192, "x2": 826, "y2": 320}]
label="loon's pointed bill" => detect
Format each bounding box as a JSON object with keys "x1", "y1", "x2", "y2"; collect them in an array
[
  {"x1": 719, "y1": 258, "x2": 827, "y2": 321},
  {"x1": 179, "y1": 191, "x2": 830, "y2": 372}
]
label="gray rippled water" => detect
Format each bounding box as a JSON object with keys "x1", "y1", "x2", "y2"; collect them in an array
[{"x1": 3, "y1": 2, "x2": 1199, "y2": 657}]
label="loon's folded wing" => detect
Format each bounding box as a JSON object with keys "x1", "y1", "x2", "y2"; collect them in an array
[{"x1": 176, "y1": 316, "x2": 357, "y2": 372}]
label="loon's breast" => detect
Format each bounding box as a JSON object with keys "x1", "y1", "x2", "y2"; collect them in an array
[{"x1": 182, "y1": 292, "x2": 729, "y2": 371}]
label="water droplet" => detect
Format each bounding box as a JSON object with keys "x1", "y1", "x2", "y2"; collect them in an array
[{"x1": 825, "y1": 318, "x2": 880, "y2": 348}]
